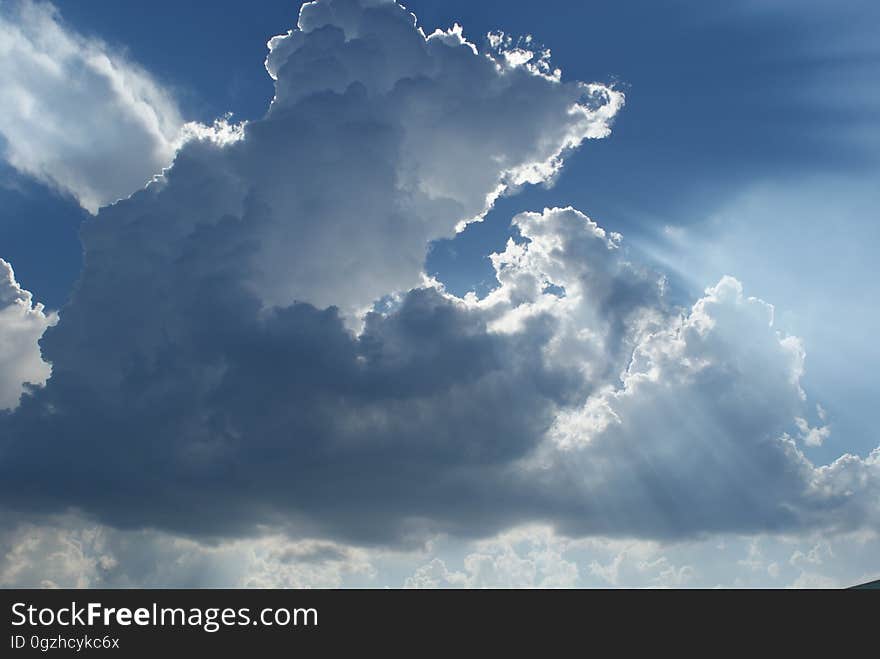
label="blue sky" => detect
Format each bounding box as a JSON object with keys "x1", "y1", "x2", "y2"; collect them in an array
[{"x1": 0, "y1": 0, "x2": 878, "y2": 587}]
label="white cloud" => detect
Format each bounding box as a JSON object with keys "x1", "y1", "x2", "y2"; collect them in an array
[
  {"x1": 645, "y1": 173, "x2": 880, "y2": 463},
  {"x1": 0, "y1": 258, "x2": 55, "y2": 410},
  {"x1": 477, "y1": 207, "x2": 664, "y2": 386},
  {"x1": 405, "y1": 526, "x2": 579, "y2": 588},
  {"x1": 249, "y1": 0, "x2": 623, "y2": 315},
  {"x1": 0, "y1": 0, "x2": 185, "y2": 212},
  {"x1": 795, "y1": 414, "x2": 831, "y2": 447},
  {"x1": 530, "y1": 262, "x2": 878, "y2": 538},
  {"x1": 404, "y1": 525, "x2": 880, "y2": 589}
]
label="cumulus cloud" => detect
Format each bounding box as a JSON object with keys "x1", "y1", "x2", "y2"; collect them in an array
[
  {"x1": 0, "y1": 0, "x2": 623, "y2": 540},
  {"x1": 248, "y1": 0, "x2": 621, "y2": 315},
  {"x1": 0, "y1": 0, "x2": 185, "y2": 212},
  {"x1": 531, "y1": 271, "x2": 863, "y2": 537},
  {"x1": 403, "y1": 524, "x2": 880, "y2": 589},
  {"x1": 0, "y1": 258, "x2": 55, "y2": 410},
  {"x1": 0, "y1": 0, "x2": 877, "y2": 586},
  {"x1": 3, "y1": 197, "x2": 877, "y2": 546},
  {"x1": 405, "y1": 527, "x2": 579, "y2": 588}
]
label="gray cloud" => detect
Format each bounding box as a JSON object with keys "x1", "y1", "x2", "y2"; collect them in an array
[
  {"x1": 3, "y1": 200, "x2": 877, "y2": 546},
  {"x1": 0, "y1": 0, "x2": 877, "y2": 575}
]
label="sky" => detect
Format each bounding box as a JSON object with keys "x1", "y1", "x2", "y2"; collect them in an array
[{"x1": 0, "y1": 0, "x2": 878, "y2": 587}]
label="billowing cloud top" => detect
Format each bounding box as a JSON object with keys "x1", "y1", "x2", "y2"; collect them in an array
[
  {"x1": 0, "y1": 0, "x2": 877, "y2": 575},
  {"x1": 253, "y1": 0, "x2": 622, "y2": 314}
]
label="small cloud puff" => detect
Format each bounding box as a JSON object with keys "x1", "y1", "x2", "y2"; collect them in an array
[{"x1": 0, "y1": 259, "x2": 55, "y2": 411}]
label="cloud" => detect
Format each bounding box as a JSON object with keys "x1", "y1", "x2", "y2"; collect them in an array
[
  {"x1": 0, "y1": 0, "x2": 623, "y2": 541},
  {"x1": 0, "y1": 258, "x2": 55, "y2": 410},
  {"x1": 795, "y1": 413, "x2": 831, "y2": 448},
  {"x1": 0, "y1": 511, "x2": 376, "y2": 588},
  {"x1": 250, "y1": 0, "x2": 622, "y2": 316},
  {"x1": 0, "y1": 0, "x2": 877, "y2": 586},
  {"x1": 0, "y1": 0, "x2": 185, "y2": 212},
  {"x1": 534, "y1": 272, "x2": 858, "y2": 538},
  {"x1": 2, "y1": 198, "x2": 877, "y2": 546},
  {"x1": 405, "y1": 526, "x2": 580, "y2": 588},
  {"x1": 3, "y1": 513, "x2": 876, "y2": 588},
  {"x1": 474, "y1": 208, "x2": 878, "y2": 541},
  {"x1": 646, "y1": 173, "x2": 880, "y2": 464},
  {"x1": 404, "y1": 525, "x2": 880, "y2": 589}
]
